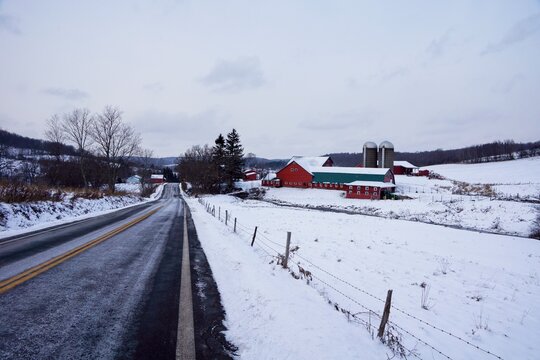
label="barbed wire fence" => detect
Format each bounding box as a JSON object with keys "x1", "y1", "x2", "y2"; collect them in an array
[{"x1": 196, "y1": 197, "x2": 504, "y2": 360}]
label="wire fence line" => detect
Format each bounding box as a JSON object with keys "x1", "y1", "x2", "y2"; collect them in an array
[{"x1": 196, "y1": 198, "x2": 504, "y2": 360}]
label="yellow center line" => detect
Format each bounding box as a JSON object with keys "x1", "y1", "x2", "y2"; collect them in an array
[{"x1": 0, "y1": 206, "x2": 163, "y2": 295}]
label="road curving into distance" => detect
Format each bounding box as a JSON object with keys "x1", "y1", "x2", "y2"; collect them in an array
[{"x1": 0, "y1": 184, "x2": 234, "y2": 360}]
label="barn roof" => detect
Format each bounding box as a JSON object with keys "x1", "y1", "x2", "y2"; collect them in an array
[
  {"x1": 151, "y1": 174, "x2": 164, "y2": 179},
  {"x1": 345, "y1": 181, "x2": 396, "y2": 188},
  {"x1": 286, "y1": 156, "x2": 331, "y2": 174},
  {"x1": 394, "y1": 161, "x2": 418, "y2": 169},
  {"x1": 312, "y1": 166, "x2": 391, "y2": 175}
]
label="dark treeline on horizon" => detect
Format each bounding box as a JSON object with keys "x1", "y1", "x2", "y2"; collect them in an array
[
  {"x1": 326, "y1": 140, "x2": 540, "y2": 167},
  {"x1": 0, "y1": 129, "x2": 76, "y2": 156}
]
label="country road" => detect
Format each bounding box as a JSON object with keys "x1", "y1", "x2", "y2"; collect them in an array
[{"x1": 0, "y1": 184, "x2": 233, "y2": 360}]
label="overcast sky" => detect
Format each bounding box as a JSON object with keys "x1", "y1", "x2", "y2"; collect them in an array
[{"x1": 1, "y1": 1, "x2": 539, "y2": 158}]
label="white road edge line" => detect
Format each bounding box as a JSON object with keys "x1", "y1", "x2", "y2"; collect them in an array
[{"x1": 177, "y1": 202, "x2": 196, "y2": 360}]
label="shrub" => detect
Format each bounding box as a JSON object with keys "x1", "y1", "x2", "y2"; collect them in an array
[
  {"x1": 530, "y1": 207, "x2": 540, "y2": 240},
  {"x1": 0, "y1": 181, "x2": 63, "y2": 203}
]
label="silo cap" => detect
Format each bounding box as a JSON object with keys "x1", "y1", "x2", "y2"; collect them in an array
[
  {"x1": 379, "y1": 140, "x2": 394, "y2": 148},
  {"x1": 363, "y1": 141, "x2": 377, "y2": 149}
]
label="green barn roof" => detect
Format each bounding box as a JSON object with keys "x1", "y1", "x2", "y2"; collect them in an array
[{"x1": 312, "y1": 167, "x2": 392, "y2": 184}]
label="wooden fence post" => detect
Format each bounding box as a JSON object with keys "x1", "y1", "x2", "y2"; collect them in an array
[
  {"x1": 251, "y1": 226, "x2": 258, "y2": 247},
  {"x1": 225, "y1": 210, "x2": 228, "y2": 225},
  {"x1": 377, "y1": 289, "x2": 393, "y2": 339},
  {"x1": 219, "y1": 207, "x2": 221, "y2": 220},
  {"x1": 283, "y1": 232, "x2": 291, "y2": 268},
  {"x1": 234, "y1": 218, "x2": 237, "y2": 233}
]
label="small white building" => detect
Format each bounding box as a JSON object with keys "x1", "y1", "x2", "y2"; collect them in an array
[{"x1": 126, "y1": 175, "x2": 142, "y2": 184}]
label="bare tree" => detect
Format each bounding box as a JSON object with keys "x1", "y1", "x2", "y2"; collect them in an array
[
  {"x1": 91, "y1": 106, "x2": 141, "y2": 193},
  {"x1": 178, "y1": 144, "x2": 219, "y2": 194},
  {"x1": 0, "y1": 143, "x2": 12, "y2": 178},
  {"x1": 138, "y1": 148, "x2": 154, "y2": 195},
  {"x1": 44, "y1": 114, "x2": 66, "y2": 162},
  {"x1": 43, "y1": 114, "x2": 66, "y2": 185},
  {"x1": 61, "y1": 108, "x2": 93, "y2": 187}
]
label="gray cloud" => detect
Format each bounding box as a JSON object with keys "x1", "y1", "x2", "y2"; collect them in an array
[
  {"x1": 481, "y1": 13, "x2": 540, "y2": 55},
  {"x1": 426, "y1": 30, "x2": 452, "y2": 58},
  {"x1": 142, "y1": 82, "x2": 164, "y2": 93},
  {"x1": 300, "y1": 110, "x2": 376, "y2": 131},
  {"x1": 42, "y1": 87, "x2": 89, "y2": 100},
  {"x1": 132, "y1": 108, "x2": 229, "y2": 155},
  {"x1": 0, "y1": 0, "x2": 20, "y2": 35},
  {"x1": 200, "y1": 57, "x2": 265, "y2": 93}
]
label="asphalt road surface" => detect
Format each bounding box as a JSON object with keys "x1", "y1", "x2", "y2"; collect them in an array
[{"x1": 0, "y1": 184, "x2": 234, "y2": 359}]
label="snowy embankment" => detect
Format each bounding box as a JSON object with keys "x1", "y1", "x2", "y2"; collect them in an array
[
  {"x1": 187, "y1": 193, "x2": 540, "y2": 360},
  {"x1": 185, "y1": 195, "x2": 389, "y2": 359},
  {"x1": 0, "y1": 184, "x2": 163, "y2": 237}
]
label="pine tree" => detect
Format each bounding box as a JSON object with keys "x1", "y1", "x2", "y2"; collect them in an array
[
  {"x1": 225, "y1": 129, "x2": 244, "y2": 190},
  {"x1": 212, "y1": 134, "x2": 226, "y2": 186}
]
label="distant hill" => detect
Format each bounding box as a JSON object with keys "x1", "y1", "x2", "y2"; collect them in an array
[
  {"x1": 0, "y1": 129, "x2": 76, "y2": 155},
  {"x1": 244, "y1": 156, "x2": 287, "y2": 170},
  {"x1": 326, "y1": 140, "x2": 540, "y2": 167}
]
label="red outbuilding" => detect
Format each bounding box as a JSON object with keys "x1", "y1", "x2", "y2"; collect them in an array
[
  {"x1": 344, "y1": 181, "x2": 395, "y2": 199},
  {"x1": 243, "y1": 170, "x2": 258, "y2": 181},
  {"x1": 150, "y1": 174, "x2": 165, "y2": 183},
  {"x1": 393, "y1": 161, "x2": 418, "y2": 175}
]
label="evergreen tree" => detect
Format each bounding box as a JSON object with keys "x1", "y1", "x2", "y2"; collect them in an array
[
  {"x1": 224, "y1": 129, "x2": 244, "y2": 190},
  {"x1": 212, "y1": 134, "x2": 226, "y2": 186}
]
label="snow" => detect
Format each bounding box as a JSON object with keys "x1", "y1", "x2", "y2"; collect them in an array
[
  {"x1": 115, "y1": 183, "x2": 141, "y2": 194},
  {"x1": 185, "y1": 195, "x2": 389, "y2": 359},
  {"x1": 424, "y1": 157, "x2": 540, "y2": 199},
  {"x1": 234, "y1": 180, "x2": 262, "y2": 191},
  {"x1": 287, "y1": 156, "x2": 331, "y2": 173},
  {"x1": 345, "y1": 181, "x2": 395, "y2": 188},
  {"x1": 264, "y1": 186, "x2": 537, "y2": 238},
  {"x1": 394, "y1": 161, "x2": 418, "y2": 169},
  {"x1": 187, "y1": 192, "x2": 540, "y2": 360},
  {"x1": 0, "y1": 184, "x2": 164, "y2": 238}
]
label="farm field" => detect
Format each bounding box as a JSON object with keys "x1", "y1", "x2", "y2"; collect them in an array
[
  {"x1": 424, "y1": 157, "x2": 540, "y2": 200},
  {"x1": 257, "y1": 156, "x2": 540, "y2": 238},
  {"x1": 186, "y1": 193, "x2": 540, "y2": 359}
]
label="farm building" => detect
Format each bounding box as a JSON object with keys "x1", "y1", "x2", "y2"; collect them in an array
[
  {"x1": 312, "y1": 167, "x2": 394, "y2": 184},
  {"x1": 150, "y1": 174, "x2": 165, "y2": 184},
  {"x1": 263, "y1": 155, "x2": 396, "y2": 199},
  {"x1": 344, "y1": 181, "x2": 396, "y2": 199},
  {"x1": 126, "y1": 175, "x2": 141, "y2": 184},
  {"x1": 393, "y1": 161, "x2": 418, "y2": 175},
  {"x1": 271, "y1": 156, "x2": 333, "y2": 188},
  {"x1": 243, "y1": 170, "x2": 258, "y2": 181}
]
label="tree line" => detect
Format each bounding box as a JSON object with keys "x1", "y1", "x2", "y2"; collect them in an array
[
  {"x1": 0, "y1": 106, "x2": 156, "y2": 194},
  {"x1": 327, "y1": 140, "x2": 540, "y2": 167},
  {"x1": 177, "y1": 129, "x2": 244, "y2": 194}
]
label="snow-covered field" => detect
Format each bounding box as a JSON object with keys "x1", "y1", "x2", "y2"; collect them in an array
[
  {"x1": 425, "y1": 157, "x2": 540, "y2": 200},
  {"x1": 237, "y1": 158, "x2": 540, "y2": 238},
  {"x1": 264, "y1": 186, "x2": 536, "y2": 238},
  {"x1": 186, "y1": 193, "x2": 540, "y2": 360},
  {"x1": 0, "y1": 184, "x2": 163, "y2": 237}
]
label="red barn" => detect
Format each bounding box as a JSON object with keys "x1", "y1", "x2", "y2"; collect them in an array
[
  {"x1": 276, "y1": 156, "x2": 333, "y2": 188},
  {"x1": 393, "y1": 161, "x2": 418, "y2": 175},
  {"x1": 243, "y1": 170, "x2": 258, "y2": 181},
  {"x1": 150, "y1": 174, "x2": 165, "y2": 183}
]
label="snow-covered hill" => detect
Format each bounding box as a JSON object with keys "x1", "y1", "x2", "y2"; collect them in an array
[{"x1": 424, "y1": 157, "x2": 540, "y2": 199}]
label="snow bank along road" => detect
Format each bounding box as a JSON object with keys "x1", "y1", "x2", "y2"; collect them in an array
[{"x1": 0, "y1": 184, "x2": 232, "y2": 359}]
